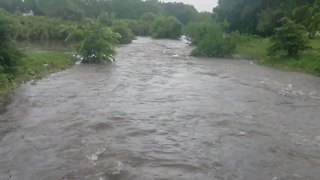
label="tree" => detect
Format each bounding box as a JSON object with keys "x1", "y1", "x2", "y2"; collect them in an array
[
  {"x1": 62, "y1": 20, "x2": 119, "y2": 63},
  {"x1": 98, "y1": 12, "x2": 115, "y2": 26},
  {"x1": 162, "y1": 2, "x2": 198, "y2": 25},
  {"x1": 184, "y1": 19, "x2": 216, "y2": 45},
  {"x1": 187, "y1": 21, "x2": 236, "y2": 57},
  {"x1": 268, "y1": 18, "x2": 309, "y2": 57},
  {"x1": 111, "y1": 20, "x2": 135, "y2": 44},
  {"x1": 256, "y1": 7, "x2": 284, "y2": 36},
  {"x1": 151, "y1": 16, "x2": 182, "y2": 39},
  {"x1": 140, "y1": 12, "x2": 157, "y2": 23},
  {"x1": 0, "y1": 9, "x2": 22, "y2": 75}
]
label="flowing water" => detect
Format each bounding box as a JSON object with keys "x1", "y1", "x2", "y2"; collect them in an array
[{"x1": 0, "y1": 37, "x2": 320, "y2": 180}]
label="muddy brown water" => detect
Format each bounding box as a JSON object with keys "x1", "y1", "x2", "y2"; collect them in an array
[{"x1": 1, "y1": 37, "x2": 320, "y2": 180}]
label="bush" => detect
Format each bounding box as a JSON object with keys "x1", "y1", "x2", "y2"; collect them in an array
[
  {"x1": 62, "y1": 19, "x2": 119, "y2": 63},
  {"x1": 151, "y1": 16, "x2": 182, "y2": 39},
  {"x1": 268, "y1": 17, "x2": 309, "y2": 57},
  {"x1": 140, "y1": 12, "x2": 157, "y2": 23},
  {"x1": 111, "y1": 20, "x2": 135, "y2": 44},
  {"x1": 12, "y1": 15, "x2": 69, "y2": 43},
  {"x1": 185, "y1": 21, "x2": 236, "y2": 57},
  {"x1": 126, "y1": 19, "x2": 151, "y2": 36},
  {"x1": 98, "y1": 12, "x2": 114, "y2": 26},
  {"x1": 0, "y1": 10, "x2": 23, "y2": 75},
  {"x1": 184, "y1": 21, "x2": 215, "y2": 45}
]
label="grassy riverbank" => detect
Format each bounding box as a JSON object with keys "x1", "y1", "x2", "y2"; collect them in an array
[
  {"x1": 236, "y1": 37, "x2": 320, "y2": 76},
  {"x1": 0, "y1": 51, "x2": 76, "y2": 96}
]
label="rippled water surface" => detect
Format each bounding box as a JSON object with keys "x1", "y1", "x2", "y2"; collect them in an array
[{"x1": 1, "y1": 37, "x2": 320, "y2": 180}]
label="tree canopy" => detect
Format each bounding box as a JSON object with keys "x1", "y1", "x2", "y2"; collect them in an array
[
  {"x1": 0, "y1": 0, "x2": 199, "y2": 25},
  {"x1": 215, "y1": 0, "x2": 320, "y2": 37}
]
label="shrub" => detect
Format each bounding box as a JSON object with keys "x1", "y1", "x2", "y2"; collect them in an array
[
  {"x1": 151, "y1": 16, "x2": 182, "y2": 39},
  {"x1": 186, "y1": 21, "x2": 236, "y2": 57},
  {"x1": 184, "y1": 21, "x2": 215, "y2": 45},
  {"x1": 98, "y1": 12, "x2": 114, "y2": 26},
  {"x1": 12, "y1": 15, "x2": 68, "y2": 42},
  {"x1": 111, "y1": 20, "x2": 135, "y2": 44},
  {"x1": 0, "y1": 10, "x2": 23, "y2": 75},
  {"x1": 268, "y1": 17, "x2": 309, "y2": 57},
  {"x1": 126, "y1": 19, "x2": 150, "y2": 36},
  {"x1": 62, "y1": 19, "x2": 119, "y2": 63}
]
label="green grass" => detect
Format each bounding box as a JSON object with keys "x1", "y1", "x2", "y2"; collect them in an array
[
  {"x1": 21, "y1": 52, "x2": 76, "y2": 79},
  {"x1": 0, "y1": 51, "x2": 76, "y2": 96},
  {"x1": 236, "y1": 37, "x2": 269, "y2": 60},
  {"x1": 236, "y1": 37, "x2": 320, "y2": 76}
]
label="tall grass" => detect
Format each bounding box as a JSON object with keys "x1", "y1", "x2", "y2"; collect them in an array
[{"x1": 236, "y1": 37, "x2": 320, "y2": 76}]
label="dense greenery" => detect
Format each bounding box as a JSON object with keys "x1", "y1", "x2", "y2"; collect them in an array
[
  {"x1": 215, "y1": 0, "x2": 320, "y2": 37},
  {"x1": 12, "y1": 15, "x2": 69, "y2": 42},
  {"x1": 151, "y1": 16, "x2": 182, "y2": 39},
  {"x1": 185, "y1": 19, "x2": 236, "y2": 57},
  {"x1": 0, "y1": 0, "x2": 199, "y2": 25},
  {"x1": 268, "y1": 18, "x2": 309, "y2": 57},
  {"x1": 62, "y1": 20, "x2": 119, "y2": 63},
  {"x1": 0, "y1": 9, "x2": 23, "y2": 90},
  {"x1": 237, "y1": 37, "x2": 320, "y2": 76},
  {"x1": 111, "y1": 20, "x2": 135, "y2": 44},
  {"x1": 214, "y1": 0, "x2": 320, "y2": 75}
]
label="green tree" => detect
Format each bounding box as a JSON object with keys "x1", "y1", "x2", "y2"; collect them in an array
[
  {"x1": 187, "y1": 21, "x2": 236, "y2": 57},
  {"x1": 0, "y1": 9, "x2": 22, "y2": 75},
  {"x1": 184, "y1": 20, "x2": 216, "y2": 45},
  {"x1": 111, "y1": 20, "x2": 135, "y2": 44},
  {"x1": 151, "y1": 16, "x2": 182, "y2": 39},
  {"x1": 162, "y1": 2, "x2": 198, "y2": 25},
  {"x1": 62, "y1": 20, "x2": 119, "y2": 63},
  {"x1": 140, "y1": 12, "x2": 157, "y2": 23},
  {"x1": 98, "y1": 12, "x2": 115, "y2": 26},
  {"x1": 268, "y1": 18, "x2": 309, "y2": 57}
]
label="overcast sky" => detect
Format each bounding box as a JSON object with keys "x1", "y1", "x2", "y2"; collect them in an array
[{"x1": 162, "y1": 0, "x2": 219, "y2": 12}]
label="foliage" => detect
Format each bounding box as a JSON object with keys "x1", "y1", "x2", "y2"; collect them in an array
[
  {"x1": 0, "y1": 51, "x2": 76, "y2": 95},
  {"x1": 12, "y1": 15, "x2": 69, "y2": 42},
  {"x1": 140, "y1": 12, "x2": 157, "y2": 23},
  {"x1": 190, "y1": 24, "x2": 236, "y2": 57},
  {"x1": 185, "y1": 18, "x2": 236, "y2": 57},
  {"x1": 256, "y1": 7, "x2": 284, "y2": 36},
  {"x1": 237, "y1": 37, "x2": 320, "y2": 76},
  {"x1": 62, "y1": 20, "x2": 119, "y2": 63},
  {"x1": 268, "y1": 18, "x2": 309, "y2": 57},
  {"x1": 0, "y1": 0, "x2": 199, "y2": 25},
  {"x1": 162, "y1": 2, "x2": 198, "y2": 25},
  {"x1": 126, "y1": 19, "x2": 151, "y2": 36},
  {"x1": 98, "y1": 12, "x2": 115, "y2": 26},
  {"x1": 151, "y1": 16, "x2": 182, "y2": 39},
  {"x1": 215, "y1": 0, "x2": 320, "y2": 37},
  {"x1": 0, "y1": 9, "x2": 23, "y2": 76},
  {"x1": 184, "y1": 19, "x2": 216, "y2": 45},
  {"x1": 111, "y1": 20, "x2": 135, "y2": 44},
  {"x1": 35, "y1": 0, "x2": 85, "y2": 21}
]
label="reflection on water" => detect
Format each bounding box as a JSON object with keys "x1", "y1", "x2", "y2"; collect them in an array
[{"x1": 0, "y1": 37, "x2": 320, "y2": 180}]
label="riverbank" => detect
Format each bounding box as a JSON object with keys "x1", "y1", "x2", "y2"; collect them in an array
[
  {"x1": 236, "y1": 37, "x2": 320, "y2": 76},
  {"x1": 0, "y1": 51, "x2": 76, "y2": 96}
]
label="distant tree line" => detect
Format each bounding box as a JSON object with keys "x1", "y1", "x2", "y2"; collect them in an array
[
  {"x1": 215, "y1": 0, "x2": 320, "y2": 38},
  {"x1": 0, "y1": 0, "x2": 198, "y2": 25}
]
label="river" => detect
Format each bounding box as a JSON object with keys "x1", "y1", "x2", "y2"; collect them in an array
[{"x1": 0, "y1": 37, "x2": 320, "y2": 180}]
